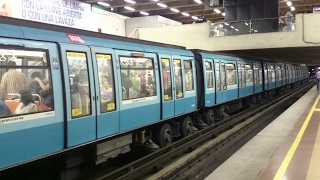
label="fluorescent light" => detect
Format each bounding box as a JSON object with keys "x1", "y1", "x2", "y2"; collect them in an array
[
  {"x1": 235, "y1": 29, "x2": 239, "y2": 31},
  {"x1": 222, "y1": 12, "x2": 225, "y2": 16},
  {"x1": 191, "y1": 16, "x2": 198, "y2": 20},
  {"x1": 286, "y1": 1, "x2": 292, "y2": 6},
  {"x1": 194, "y1": 0, "x2": 203, "y2": 4},
  {"x1": 182, "y1": 12, "x2": 190, "y2": 16},
  {"x1": 218, "y1": 24, "x2": 223, "y2": 27},
  {"x1": 214, "y1": 9, "x2": 221, "y2": 14},
  {"x1": 230, "y1": 26, "x2": 234, "y2": 29},
  {"x1": 245, "y1": 22, "x2": 248, "y2": 25},
  {"x1": 290, "y1": 6, "x2": 295, "y2": 11},
  {"x1": 140, "y1": 11, "x2": 149, "y2": 15},
  {"x1": 224, "y1": 23, "x2": 229, "y2": 25},
  {"x1": 152, "y1": 0, "x2": 159, "y2": 1},
  {"x1": 170, "y1": 8, "x2": 179, "y2": 12},
  {"x1": 97, "y1": 2, "x2": 110, "y2": 7},
  {"x1": 124, "y1": 0, "x2": 136, "y2": 4},
  {"x1": 124, "y1": 6, "x2": 135, "y2": 11},
  {"x1": 157, "y1": 3, "x2": 167, "y2": 8}
]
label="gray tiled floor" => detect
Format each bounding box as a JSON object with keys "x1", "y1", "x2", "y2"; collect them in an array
[{"x1": 205, "y1": 86, "x2": 317, "y2": 180}]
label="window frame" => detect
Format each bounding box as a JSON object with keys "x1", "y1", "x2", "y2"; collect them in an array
[
  {"x1": 183, "y1": 60, "x2": 194, "y2": 92},
  {"x1": 226, "y1": 63, "x2": 237, "y2": 86},
  {"x1": 215, "y1": 62, "x2": 221, "y2": 91},
  {"x1": 161, "y1": 58, "x2": 173, "y2": 101},
  {"x1": 205, "y1": 61, "x2": 214, "y2": 89},
  {"x1": 173, "y1": 59, "x2": 184, "y2": 99}
]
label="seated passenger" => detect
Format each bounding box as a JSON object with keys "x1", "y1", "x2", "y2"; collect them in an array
[
  {"x1": 14, "y1": 89, "x2": 37, "y2": 114},
  {"x1": 0, "y1": 100, "x2": 11, "y2": 117},
  {"x1": 29, "y1": 71, "x2": 52, "y2": 110},
  {"x1": 100, "y1": 81, "x2": 113, "y2": 112},
  {"x1": 140, "y1": 84, "x2": 150, "y2": 98}
]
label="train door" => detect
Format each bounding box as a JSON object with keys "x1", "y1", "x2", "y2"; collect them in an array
[
  {"x1": 225, "y1": 62, "x2": 237, "y2": 101},
  {"x1": 158, "y1": 54, "x2": 174, "y2": 119},
  {"x1": 204, "y1": 59, "x2": 215, "y2": 106},
  {"x1": 263, "y1": 64, "x2": 268, "y2": 90},
  {"x1": 181, "y1": 56, "x2": 197, "y2": 113},
  {"x1": 220, "y1": 62, "x2": 228, "y2": 102},
  {"x1": 215, "y1": 61, "x2": 222, "y2": 103},
  {"x1": 114, "y1": 50, "x2": 161, "y2": 131},
  {"x1": 171, "y1": 55, "x2": 185, "y2": 115},
  {"x1": 59, "y1": 44, "x2": 96, "y2": 147},
  {"x1": 89, "y1": 46, "x2": 120, "y2": 138}
]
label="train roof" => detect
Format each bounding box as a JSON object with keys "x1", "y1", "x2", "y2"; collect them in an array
[{"x1": 0, "y1": 16, "x2": 193, "y2": 56}]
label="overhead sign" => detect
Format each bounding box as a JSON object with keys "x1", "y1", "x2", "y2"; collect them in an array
[
  {"x1": 11, "y1": 0, "x2": 91, "y2": 29},
  {"x1": 66, "y1": 33, "x2": 85, "y2": 44}
]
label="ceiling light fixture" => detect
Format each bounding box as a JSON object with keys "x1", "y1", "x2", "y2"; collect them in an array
[
  {"x1": 224, "y1": 23, "x2": 229, "y2": 25},
  {"x1": 235, "y1": 29, "x2": 239, "y2": 31},
  {"x1": 222, "y1": 12, "x2": 225, "y2": 16},
  {"x1": 124, "y1": 0, "x2": 136, "y2": 4},
  {"x1": 194, "y1": 0, "x2": 203, "y2": 4},
  {"x1": 124, "y1": 6, "x2": 135, "y2": 11},
  {"x1": 170, "y1": 8, "x2": 179, "y2": 12},
  {"x1": 182, "y1": 12, "x2": 190, "y2": 16},
  {"x1": 191, "y1": 16, "x2": 198, "y2": 20},
  {"x1": 140, "y1": 11, "x2": 149, "y2": 15},
  {"x1": 214, "y1": 9, "x2": 221, "y2": 14},
  {"x1": 230, "y1": 26, "x2": 234, "y2": 29},
  {"x1": 157, "y1": 3, "x2": 168, "y2": 8},
  {"x1": 97, "y1": 2, "x2": 110, "y2": 7},
  {"x1": 290, "y1": 6, "x2": 295, "y2": 11},
  {"x1": 287, "y1": 1, "x2": 292, "y2": 6},
  {"x1": 245, "y1": 22, "x2": 248, "y2": 25},
  {"x1": 218, "y1": 24, "x2": 223, "y2": 27}
]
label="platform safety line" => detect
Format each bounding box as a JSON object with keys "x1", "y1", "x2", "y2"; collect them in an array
[
  {"x1": 314, "y1": 108, "x2": 320, "y2": 112},
  {"x1": 273, "y1": 94, "x2": 320, "y2": 180}
]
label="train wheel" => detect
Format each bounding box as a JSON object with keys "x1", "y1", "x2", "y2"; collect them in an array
[
  {"x1": 154, "y1": 123, "x2": 172, "y2": 148},
  {"x1": 181, "y1": 116, "x2": 193, "y2": 137},
  {"x1": 202, "y1": 109, "x2": 214, "y2": 126},
  {"x1": 219, "y1": 105, "x2": 229, "y2": 120}
]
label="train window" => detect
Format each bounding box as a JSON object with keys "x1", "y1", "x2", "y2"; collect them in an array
[
  {"x1": 174, "y1": 59, "x2": 183, "y2": 98},
  {"x1": 119, "y1": 56, "x2": 156, "y2": 100},
  {"x1": 221, "y1": 63, "x2": 227, "y2": 90},
  {"x1": 238, "y1": 64, "x2": 242, "y2": 87},
  {"x1": 282, "y1": 67, "x2": 285, "y2": 80},
  {"x1": 270, "y1": 65, "x2": 275, "y2": 82},
  {"x1": 241, "y1": 64, "x2": 246, "y2": 86},
  {"x1": 96, "y1": 54, "x2": 116, "y2": 113},
  {"x1": 258, "y1": 65, "x2": 263, "y2": 84},
  {"x1": 161, "y1": 58, "x2": 172, "y2": 101},
  {"x1": 277, "y1": 65, "x2": 282, "y2": 81},
  {"x1": 253, "y1": 65, "x2": 258, "y2": 84},
  {"x1": 245, "y1": 64, "x2": 252, "y2": 84},
  {"x1": 226, "y1": 63, "x2": 236, "y2": 85},
  {"x1": 215, "y1": 62, "x2": 221, "y2": 91},
  {"x1": 275, "y1": 65, "x2": 279, "y2": 81},
  {"x1": 184, "y1": 60, "x2": 194, "y2": 92},
  {"x1": 264, "y1": 65, "x2": 268, "y2": 83},
  {"x1": 205, "y1": 61, "x2": 213, "y2": 89},
  {"x1": 0, "y1": 48, "x2": 54, "y2": 120},
  {"x1": 66, "y1": 52, "x2": 91, "y2": 118}
]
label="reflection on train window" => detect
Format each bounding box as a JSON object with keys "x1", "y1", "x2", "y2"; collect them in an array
[
  {"x1": 66, "y1": 52, "x2": 91, "y2": 118},
  {"x1": 241, "y1": 64, "x2": 246, "y2": 86},
  {"x1": 221, "y1": 63, "x2": 226, "y2": 90},
  {"x1": 119, "y1": 56, "x2": 156, "y2": 100},
  {"x1": 96, "y1": 54, "x2": 116, "y2": 113},
  {"x1": 0, "y1": 48, "x2": 54, "y2": 121},
  {"x1": 215, "y1": 62, "x2": 221, "y2": 91},
  {"x1": 264, "y1": 65, "x2": 268, "y2": 83},
  {"x1": 205, "y1": 61, "x2": 213, "y2": 89},
  {"x1": 226, "y1": 63, "x2": 236, "y2": 85},
  {"x1": 161, "y1": 58, "x2": 172, "y2": 101},
  {"x1": 245, "y1": 64, "x2": 252, "y2": 84},
  {"x1": 270, "y1": 65, "x2": 275, "y2": 81},
  {"x1": 184, "y1": 60, "x2": 194, "y2": 91},
  {"x1": 258, "y1": 65, "x2": 262, "y2": 84},
  {"x1": 253, "y1": 65, "x2": 259, "y2": 84},
  {"x1": 238, "y1": 64, "x2": 243, "y2": 87},
  {"x1": 173, "y1": 59, "x2": 183, "y2": 98}
]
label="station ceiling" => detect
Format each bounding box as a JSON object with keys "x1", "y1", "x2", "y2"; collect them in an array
[{"x1": 83, "y1": 0, "x2": 320, "y2": 24}]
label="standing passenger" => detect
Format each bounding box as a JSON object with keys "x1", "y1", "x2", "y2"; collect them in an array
[
  {"x1": 316, "y1": 69, "x2": 320, "y2": 91},
  {"x1": 0, "y1": 61, "x2": 27, "y2": 100},
  {"x1": 284, "y1": 8, "x2": 294, "y2": 31},
  {"x1": 69, "y1": 68, "x2": 88, "y2": 111}
]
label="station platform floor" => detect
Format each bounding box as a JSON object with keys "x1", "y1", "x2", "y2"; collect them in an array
[{"x1": 205, "y1": 86, "x2": 320, "y2": 180}]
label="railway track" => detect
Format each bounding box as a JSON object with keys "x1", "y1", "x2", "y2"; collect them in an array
[{"x1": 91, "y1": 81, "x2": 315, "y2": 180}]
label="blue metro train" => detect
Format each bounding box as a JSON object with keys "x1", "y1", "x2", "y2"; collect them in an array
[{"x1": 0, "y1": 16, "x2": 309, "y2": 174}]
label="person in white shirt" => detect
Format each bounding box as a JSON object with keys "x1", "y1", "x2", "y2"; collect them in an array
[{"x1": 316, "y1": 69, "x2": 320, "y2": 91}]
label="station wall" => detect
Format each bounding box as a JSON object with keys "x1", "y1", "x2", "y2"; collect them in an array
[{"x1": 137, "y1": 13, "x2": 320, "y2": 51}]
